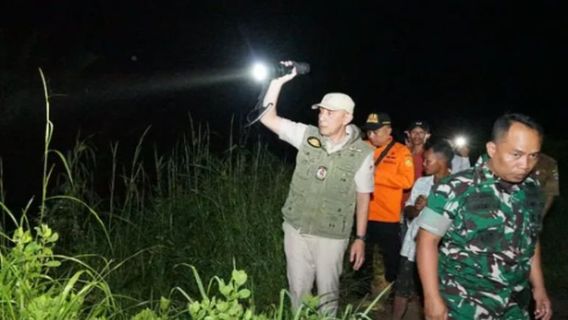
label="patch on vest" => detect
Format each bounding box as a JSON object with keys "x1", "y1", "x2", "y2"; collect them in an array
[
  {"x1": 307, "y1": 136, "x2": 322, "y2": 148},
  {"x1": 404, "y1": 158, "x2": 413, "y2": 167},
  {"x1": 316, "y1": 166, "x2": 328, "y2": 180}
]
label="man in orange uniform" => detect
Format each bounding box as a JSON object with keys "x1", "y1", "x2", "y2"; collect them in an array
[{"x1": 362, "y1": 112, "x2": 415, "y2": 285}]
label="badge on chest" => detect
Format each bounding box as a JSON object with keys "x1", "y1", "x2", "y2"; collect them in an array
[{"x1": 316, "y1": 166, "x2": 328, "y2": 180}]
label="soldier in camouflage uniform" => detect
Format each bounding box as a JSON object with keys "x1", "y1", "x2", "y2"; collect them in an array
[{"x1": 416, "y1": 113, "x2": 553, "y2": 320}]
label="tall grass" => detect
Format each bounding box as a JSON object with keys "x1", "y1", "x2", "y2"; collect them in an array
[
  {"x1": 31, "y1": 88, "x2": 296, "y2": 311},
  {"x1": 49, "y1": 121, "x2": 293, "y2": 308},
  {"x1": 0, "y1": 69, "x2": 117, "y2": 319},
  {"x1": 0, "y1": 224, "x2": 119, "y2": 319}
]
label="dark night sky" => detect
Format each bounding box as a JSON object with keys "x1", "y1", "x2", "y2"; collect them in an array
[
  {"x1": 2, "y1": 1, "x2": 566, "y2": 134},
  {"x1": 0, "y1": 1, "x2": 566, "y2": 204}
]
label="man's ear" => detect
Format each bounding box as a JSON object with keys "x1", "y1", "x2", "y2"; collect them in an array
[
  {"x1": 343, "y1": 112, "x2": 353, "y2": 125},
  {"x1": 386, "y1": 126, "x2": 393, "y2": 136},
  {"x1": 486, "y1": 141, "x2": 496, "y2": 158},
  {"x1": 425, "y1": 133, "x2": 431, "y2": 141}
]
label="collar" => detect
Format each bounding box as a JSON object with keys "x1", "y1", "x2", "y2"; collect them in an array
[
  {"x1": 474, "y1": 154, "x2": 529, "y2": 194},
  {"x1": 322, "y1": 125, "x2": 360, "y2": 153},
  {"x1": 376, "y1": 136, "x2": 394, "y2": 151}
]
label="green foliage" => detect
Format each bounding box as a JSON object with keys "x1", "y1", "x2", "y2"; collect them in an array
[
  {"x1": 129, "y1": 297, "x2": 171, "y2": 320},
  {"x1": 44, "y1": 126, "x2": 291, "y2": 309},
  {"x1": 186, "y1": 266, "x2": 257, "y2": 320},
  {"x1": 0, "y1": 224, "x2": 389, "y2": 320},
  {"x1": 0, "y1": 225, "x2": 116, "y2": 319},
  {"x1": 177, "y1": 266, "x2": 388, "y2": 320}
]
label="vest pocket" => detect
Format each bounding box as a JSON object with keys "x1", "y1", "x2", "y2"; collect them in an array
[
  {"x1": 327, "y1": 165, "x2": 355, "y2": 194},
  {"x1": 320, "y1": 199, "x2": 355, "y2": 236}
]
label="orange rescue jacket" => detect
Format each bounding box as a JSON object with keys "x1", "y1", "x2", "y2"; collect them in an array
[{"x1": 368, "y1": 138, "x2": 415, "y2": 223}]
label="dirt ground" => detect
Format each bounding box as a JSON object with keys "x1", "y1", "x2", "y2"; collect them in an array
[{"x1": 372, "y1": 299, "x2": 423, "y2": 320}]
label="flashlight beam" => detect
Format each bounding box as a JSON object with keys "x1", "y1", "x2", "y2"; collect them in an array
[
  {"x1": 251, "y1": 63, "x2": 269, "y2": 82},
  {"x1": 71, "y1": 69, "x2": 251, "y2": 103}
]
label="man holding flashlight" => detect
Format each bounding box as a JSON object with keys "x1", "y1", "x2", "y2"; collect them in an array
[
  {"x1": 416, "y1": 113, "x2": 552, "y2": 319},
  {"x1": 259, "y1": 61, "x2": 374, "y2": 314}
]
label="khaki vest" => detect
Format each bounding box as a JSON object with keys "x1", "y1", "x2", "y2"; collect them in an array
[{"x1": 282, "y1": 125, "x2": 373, "y2": 239}]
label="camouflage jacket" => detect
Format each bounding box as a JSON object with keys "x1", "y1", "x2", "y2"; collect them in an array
[{"x1": 418, "y1": 155, "x2": 544, "y2": 291}]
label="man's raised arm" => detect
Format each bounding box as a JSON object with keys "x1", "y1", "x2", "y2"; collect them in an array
[{"x1": 259, "y1": 61, "x2": 297, "y2": 135}]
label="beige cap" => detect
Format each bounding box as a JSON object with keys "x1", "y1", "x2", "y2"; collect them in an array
[{"x1": 311, "y1": 92, "x2": 355, "y2": 114}]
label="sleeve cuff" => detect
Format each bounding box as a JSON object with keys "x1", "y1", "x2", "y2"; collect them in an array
[
  {"x1": 278, "y1": 120, "x2": 307, "y2": 149},
  {"x1": 416, "y1": 207, "x2": 452, "y2": 237}
]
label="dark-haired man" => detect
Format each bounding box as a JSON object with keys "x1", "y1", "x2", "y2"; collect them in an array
[
  {"x1": 416, "y1": 113, "x2": 552, "y2": 319},
  {"x1": 393, "y1": 140, "x2": 454, "y2": 320},
  {"x1": 362, "y1": 112, "x2": 414, "y2": 286},
  {"x1": 405, "y1": 120, "x2": 431, "y2": 181}
]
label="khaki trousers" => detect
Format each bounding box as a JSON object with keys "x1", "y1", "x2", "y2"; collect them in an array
[{"x1": 283, "y1": 222, "x2": 349, "y2": 315}]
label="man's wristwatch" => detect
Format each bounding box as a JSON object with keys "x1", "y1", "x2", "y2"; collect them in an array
[{"x1": 355, "y1": 234, "x2": 367, "y2": 241}]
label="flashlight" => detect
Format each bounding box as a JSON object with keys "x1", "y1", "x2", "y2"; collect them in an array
[
  {"x1": 250, "y1": 61, "x2": 310, "y2": 82},
  {"x1": 454, "y1": 136, "x2": 467, "y2": 148},
  {"x1": 251, "y1": 63, "x2": 270, "y2": 82}
]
